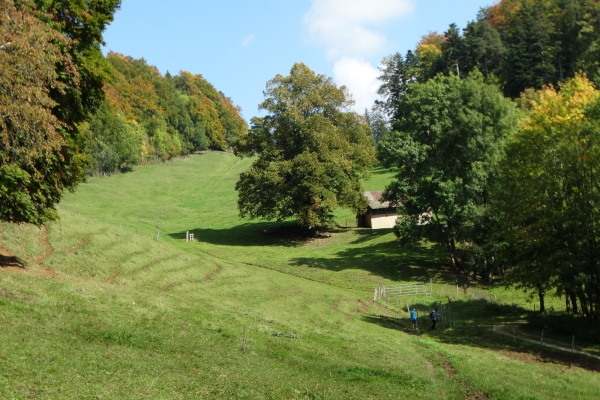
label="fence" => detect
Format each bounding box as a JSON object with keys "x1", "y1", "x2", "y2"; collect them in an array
[{"x1": 374, "y1": 282, "x2": 431, "y2": 301}]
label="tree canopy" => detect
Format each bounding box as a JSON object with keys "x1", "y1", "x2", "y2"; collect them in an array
[
  {"x1": 378, "y1": 71, "x2": 517, "y2": 276},
  {"x1": 495, "y1": 75, "x2": 600, "y2": 319},
  {"x1": 82, "y1": 53, "x2": 248, "y2": 174},
  {"x1": 235, "y1": 63, "x2": 376, "y2": 228},
  {"x1": 0, "y1": 0, "x2": 119, "y2": 224}
]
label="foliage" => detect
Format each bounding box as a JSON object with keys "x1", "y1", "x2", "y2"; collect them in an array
[
  {"x1": 0, "y1": 0, "x2": 80, "y2": 224},
  {"x1": 378, "y1": 71, "x2": 517, "y2": 278},
  {"x1": 234, "y1": 63, "x2": 376, "y2": 227},
  {"x1": 0, "y1": 0, "x2": 121, "y2": 224},
  {"x1": 376, "y1": 0, "x2": 600, "y2": 114},
  {"x1": 82, "y1": 54, "x2": 248, "y2": 173},
  {"x1": 364, "y1": 107, "x2": 390, "y2": 145},
  {"x1": 495, "y1": 75, "x2": 600, "y2": 320}
]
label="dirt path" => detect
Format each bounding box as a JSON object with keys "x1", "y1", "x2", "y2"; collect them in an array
[
  {"x1": 439, "y1": 354, "x2": 488, "y2": 400},
  {"x1": 203, "y1": 264, "x2": 222, "y2": 281},
  {"x1": 34, "y1": 226, "x2": 56, "y2": 278},
  {"x1": 492, "y1": 323, "x2": 600, "y2": 361}
]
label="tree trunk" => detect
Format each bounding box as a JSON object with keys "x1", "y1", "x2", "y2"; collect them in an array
[
  {"x1": 570, "y1": 291, "x2": 579, "y2": 315},
  {"x1": 578, "y1": 292, "x2": 589, "y2": 319}
]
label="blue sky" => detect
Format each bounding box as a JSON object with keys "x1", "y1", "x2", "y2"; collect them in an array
[{"x1": 102, "y1": 0, "x2": 496, "y2": 121}]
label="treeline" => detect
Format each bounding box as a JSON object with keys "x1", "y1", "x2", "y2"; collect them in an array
[
  {"x1": 373, "y1": 0, "x2": 600, "y2": 321},
  {"x1": 82, "y1": 53, "x2": 248, "y2": 174}
]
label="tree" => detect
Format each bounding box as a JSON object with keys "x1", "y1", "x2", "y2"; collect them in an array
[
  {"x1": 463, "y1": 18, "x2": 505, "y2": 78},
  {"x1": 375, "y1": 52, "x2": 416, "y2": 122},
  {"x1": 498, "y1": 0, "x2": 558, "y2": 97},
  {"x1": 0, "y1": 0, "x2": 79, "y2": 223},
  {"x1": 437, "y1": 24, "x2": 469, "y2": 77},
  {"x1": 365, "y1": 107, "x2": 390, "y2": 145},
  {"x1": 0, "y1": 0, "x2": 120, "y2": 224},
  {"x1": 378, "y1": 71, "x2": 517, "y2": 275},
  {"x1": 234, "y1": 63, "x2": 377, "y2": 228},
  {"x1": 495, "y1": 74, "x2": 600, "y2": 319}
]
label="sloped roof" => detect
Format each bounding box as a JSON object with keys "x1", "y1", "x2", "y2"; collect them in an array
[{"x1": 364, "y1": 191, "x2": 394, "y2": 210}]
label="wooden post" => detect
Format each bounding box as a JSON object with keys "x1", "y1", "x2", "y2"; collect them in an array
[
  {"x1": 242, "y1": 327, "x2": 247, "y2": 354},
  {"x1": 407, "y1": 304, "x2": 410, "y2": 313},
  {"x1": 373, "y1": 288, "x2": 377, "y2": 301},
  {"x1": 456, "y1": 284, "x2": 458, "y2": 294},
  {"x1": 156, "y1": 231, "x2": 160, "y2": 241},
  {"x1": 540, "y1": 328, "x2": 544, "y2": 345}
]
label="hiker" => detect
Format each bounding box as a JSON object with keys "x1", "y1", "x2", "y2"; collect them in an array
[
  {"x1": 410, "y1": 308, "x2": 418, "y2": 330},
  {"x1": 430, "y1": 309, "x2": 438, "y2": 330}
]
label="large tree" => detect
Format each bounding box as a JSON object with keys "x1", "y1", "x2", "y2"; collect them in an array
[
  {"x1": 378, "y1": 71, "x2": 517, "y2": 276},
  {"x1": 0, "y1": 0, "x2": 120, "y2": 224},
  {"x1": 495, "y1": 75, "x2": 600, "y2": 319},
  {"x1": 234, "y1": 63, "x2": 376, "y2": 228}
]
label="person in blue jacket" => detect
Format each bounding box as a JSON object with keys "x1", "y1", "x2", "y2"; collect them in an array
[{"x1": 410, "y1": 308, "x2": 418, "y2": 330}]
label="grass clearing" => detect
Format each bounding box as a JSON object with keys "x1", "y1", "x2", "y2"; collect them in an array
[{"x1": 1, "y1": 152, "x2": 598, "y2": 399}]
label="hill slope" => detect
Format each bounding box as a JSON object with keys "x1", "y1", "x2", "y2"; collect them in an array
[{"x1": 0, "y1": 153, "x2": 598, "y2": 399}]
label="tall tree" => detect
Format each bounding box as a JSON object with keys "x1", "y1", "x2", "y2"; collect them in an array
[
  {"x1": 375, "y1": 52, "x2": 415, "y2": 122},
  {"x1": 378, "y1": 71, "x2": 517, "y2": 274},
  {"x1": 498, "y1": 0, "x2": 558, "y2": 97},
  {"x1": 463, "y1": 18, "x2": 506, "y2": 78},
  {"x1": 0, "y1": 0, "x2": 79, "y2": 223},
  {"x1": 0, "y1": 0, "x2": 120, "y2": 224},
  {"x1": 495, "y1": 75, "x2": 600, "y2": 319},
  {"x1": 234, "y1": 63, "x2": 376, "y2": 228}
]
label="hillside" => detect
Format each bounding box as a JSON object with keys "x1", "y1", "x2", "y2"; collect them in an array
[{"x1": 1, "y1": 153, "x2": 599, "y2": 399}]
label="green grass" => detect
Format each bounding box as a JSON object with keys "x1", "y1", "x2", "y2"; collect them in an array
[{"x1": 0, "y1": 152, "x2": 598, "y2": 399}]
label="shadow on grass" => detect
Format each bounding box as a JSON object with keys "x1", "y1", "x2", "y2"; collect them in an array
[
  {"x1": 168, "y1": 222, "x2": 314, "y2": 248},
  {"x1": 0, "y1": 253, "x2": 26, "y2": 269},
  {"x1": 370, "y1": 164, "x2": 399, "y2": 176},
  {"x1": 362, "y1": 299, "x2": 600, "y2": 372},
  {"x1": 362, "y1": 305, "x2": 600, "y2": 373},
  {"x1": 290, "y1": 235, "x2": 458, "y2": 283}
]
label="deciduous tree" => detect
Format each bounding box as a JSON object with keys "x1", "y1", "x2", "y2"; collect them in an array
[
  {"x1": 234, "y1": 63, "x2": 376, "y2": 228},
  {"x1": 378, "y1": 71, "x2": 517, "y2": 275}
]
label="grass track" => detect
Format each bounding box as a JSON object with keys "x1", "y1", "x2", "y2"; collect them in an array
[{"x1": 0, "y1": 152, "x2": 598, "y2": 399}]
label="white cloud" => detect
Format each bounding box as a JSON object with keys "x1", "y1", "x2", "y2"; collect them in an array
[
  {"x1": 303, "y1": 0, "x2": 414, "y2": 59},
  {"x1": 333, "y1": 57, "x2": 380, "y2": 113},
  {"x1": 304, "y1": 0, "x2": 413, "y2": 112},
  {"x1": 242, "y1": 33, "x2": 256, "y2": 47}
]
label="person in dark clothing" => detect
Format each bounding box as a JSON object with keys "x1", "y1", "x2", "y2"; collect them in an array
[{"x1": 430, "y1": 309, "x2": 438, "y2": 330}]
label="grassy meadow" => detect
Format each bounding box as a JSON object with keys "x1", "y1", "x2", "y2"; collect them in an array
[{"x1": 1, "y1": 151, "x2": 599, "y2": 399}]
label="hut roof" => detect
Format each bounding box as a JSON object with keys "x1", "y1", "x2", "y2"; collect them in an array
[{"x1": 364, "y1": 191, "x2": 393, "y2": 210}]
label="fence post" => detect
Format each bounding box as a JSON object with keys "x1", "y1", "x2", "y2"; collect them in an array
[
  {"x1": 540, "y1": 329, "x2": 544, "y2": 345},
  {"x1": 374, "y1": 288, "x2": 377, "y2": 301}
]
